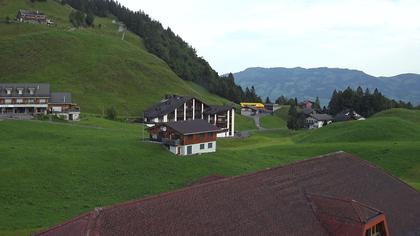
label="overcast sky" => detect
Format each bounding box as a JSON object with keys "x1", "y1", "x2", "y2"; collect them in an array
[{"x1": 118, "y1": 0, "x2": 420, "y2": 77}]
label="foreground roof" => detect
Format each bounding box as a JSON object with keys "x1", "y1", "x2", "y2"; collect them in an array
[
  {"x1": 36, "y1": 152, "x2": 420, "y2": 236},
  {"x1": 165, "y1": 119, "x2": 221, "y2": 135}
]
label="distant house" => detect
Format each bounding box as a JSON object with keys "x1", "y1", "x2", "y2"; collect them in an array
[
  {"x1": 147, "y1": 119, "x2": 220, "y2": 156},
  {"x1": 16, "y1": 10, "x2": 47, "y2": 24},
  {"x1": 334, "y1": 109, "x2": 365, "y2": 122},
  {"x1": 49, "y1": 93, "x2": 80, "y2": 121},
  {"x1": 35, "y1": 152, "x2": 420, "y2": 236},
  {"x1": 0, "y1": 83, "x2": 79, "y2": 121},
  {"x1": 240, "y1": 102, "x2": 267, "y2": 116},
  {"x1": 144, "y1": 95, "x2": 235, "y2": 137},
  {"x1": 306, "y1": 113, "x2": 333, "y2": 129},
  {"x1": 302, "y1": 107, "x2": 315, "y2": 116},
  {"x1": 299, "y1": 100, "x2": 314, "y2": 109},
  {"x1": 264, "y1": 103, "x2": 280, "y2": 113}
]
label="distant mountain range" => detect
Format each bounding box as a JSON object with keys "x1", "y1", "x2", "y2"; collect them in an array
[{"x1": 233, "y1": 67, "x2": 420, "y2": 105}]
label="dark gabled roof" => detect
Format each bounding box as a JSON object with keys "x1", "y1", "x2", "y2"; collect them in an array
[
  {"x1": 165, "y1": 119, "x2": 221, "y2": 135},
  {"x1": 18, "y1": 9, "x2": 45, "y2": 16},
  {"x1": 203, "y1": 105, "x2": 234, "y2": 115},
  {"x1": 143, "y1": 95, "x2": 192, "y2": 119},
  {"x1": 334, "y1": 109, "x2": 364, "y2": 122},
  {"x1": 310, "y1": 113, "x2": 333, "y2": 121},
  {"x1": 50, "y1": 92, "x2": 72, "y2": 104},
  {"x1": 36, "y1": 152, "x2": 420, "y2": 236},
  {"x1": 0, "y1": 83, "x2": 50, "y2": 97},
  {"x1": 302, "y1": 107, "x2": 315, "y2": 115}
]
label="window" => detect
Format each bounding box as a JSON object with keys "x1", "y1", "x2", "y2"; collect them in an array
[
  {"x1": 208, "y1": 143, "x2": 213, "y2": 149},
  {"x1": 17, "y1": 89, "x2": 23, "y2": 95},
  {"x1": 5, "y1": 99, "x2": 12, "y2": 104},
  {"x1": 200, "y1": 144, "x2": 205, "y2": 150},
  {"x1": 6, "y1": 89, "x2": 12, "y2": 95},
  {"x1": 28, "y1": 88, "x2": 35, "y2": 95},
  {"x1": 16, "y1": 99, "x2": 23, "y2": 104},
  {"x1": 207, "y1": 132, "x2": 213, "y2": 137},
  {"x1": 365, "y1": 222, "x2": 385, "y2": 236},
  {"x1": 28, "y1": 99, "x2": 35, "y2": 104},
  {"x1": 39, "y1": 99, "x2": 46, "y2": 103}
]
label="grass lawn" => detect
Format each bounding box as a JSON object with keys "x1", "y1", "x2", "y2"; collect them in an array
[
  {"x1": 235, "y1": 114, "x2": 256, "y2": 131},
  {"x1": 0, "y1": 109, "x2": 419, "y2": 235},
  {"x1": 259, "y1": 105, "x2": 289, "y2": 129}
]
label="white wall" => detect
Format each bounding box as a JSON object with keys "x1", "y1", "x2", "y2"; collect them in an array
[{"x1": 173, "y1": 141, "x2": 216, "y2": 156}]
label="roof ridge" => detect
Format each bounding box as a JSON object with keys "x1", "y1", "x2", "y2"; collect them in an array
[
  {"x1": 349, "y1": 156, "x2": 420, "y2": 195},
  {"x1": 77, "y1": 151, "x2": 351, "y2": 214}
]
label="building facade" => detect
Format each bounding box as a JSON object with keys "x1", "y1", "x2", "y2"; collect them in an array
[
  {"x1": 48, "y1": 93, "x2": 80, "y2": 121},
  {"x1": 16, "y1": 10, "x2": 47, "y2": 23},
  {"x1": 305, "y1": 113, "x2": 333, "y2": 129},
  {"x1": 144, "y1": 95, "x2": 235, "y2": 137},
  {"x1": 0, "y1": 84, "x2": 50, "y2": 118},
  {"x1": 0, "y1": 83, "x2": 79, "y2": 121},
  {"x1": 147, "y1": 120, "x2": 220, "y2": 156}
]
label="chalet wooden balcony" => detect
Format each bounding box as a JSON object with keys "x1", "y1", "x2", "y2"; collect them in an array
[{"x1": 162, "y1": 138, "x2": 181, "y2": 146}]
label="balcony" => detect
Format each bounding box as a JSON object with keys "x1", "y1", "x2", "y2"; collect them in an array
[{"x1": 162, "y1": 138, "x2": 181, "y2": 146}]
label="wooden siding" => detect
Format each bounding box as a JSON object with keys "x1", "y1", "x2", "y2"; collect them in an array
[{"x1": 183, "y1": 133, "x2": 217, "y2": 145}]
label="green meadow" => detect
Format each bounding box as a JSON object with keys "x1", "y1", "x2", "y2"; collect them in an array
[
  {"x1": 0, "y1": 108, "x2": 419, "y2": 235},
  {"x1": 0, "y1": 0, "x2": 230, "y2": 116}
]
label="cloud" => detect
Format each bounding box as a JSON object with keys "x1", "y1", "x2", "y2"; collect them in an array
[{"x1": 119, "y1": 0, "x2": 420, "y2": 76}]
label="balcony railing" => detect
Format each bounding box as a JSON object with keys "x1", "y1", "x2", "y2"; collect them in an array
[{"x1": 162, "y1": 138, "x2": 181, "y2": 146}]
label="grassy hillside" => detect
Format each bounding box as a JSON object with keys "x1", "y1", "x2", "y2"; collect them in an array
[
  {"x1": 294, "y1": 115, "x2": 420, "y2": 143},
  {"x1": 260, "y1": 105, "x2": 289, "y2": 129},
  {"x1": 1, "y1": 108, "x2": 419, "y2": 235},
  {"x1": 0, "y1": 0, "x2": 229, "y2": 115}
]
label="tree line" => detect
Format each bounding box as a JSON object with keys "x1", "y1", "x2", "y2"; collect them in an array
[
  {"x1": 328, "y1": 87, "x2": 413, "y2": 117},
  {"x1": 284, "y1": 87, "x2": 416, "y2": 130},
  {"x1": 62, "y1": 0, "x2": 252, "y2": 103}
]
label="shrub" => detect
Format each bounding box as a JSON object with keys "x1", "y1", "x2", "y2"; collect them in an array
[{"x1": 105, "y1": 106, "x2": 117, "y2": 120}]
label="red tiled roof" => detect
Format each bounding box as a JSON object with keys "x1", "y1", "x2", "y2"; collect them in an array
[
  {"x1": 186, "y1": 175, "x2": 226, "y2": 187},
  {"x1": 36, "y1": 152, "x2": 420, "y2": 236}
]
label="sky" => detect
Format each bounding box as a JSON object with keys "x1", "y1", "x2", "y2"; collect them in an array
[{"x1": 118, "y1": 0, "x2": 420, "y2": 77}]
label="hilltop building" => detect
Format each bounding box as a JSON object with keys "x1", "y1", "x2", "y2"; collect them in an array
[
  {"x1": 143, "y1": 95, "x2": 235, "y2": 138},
  {"x1": 0, "y1": 83, "x2": 79, "y2": 121},
  {"x1": 305, "y1": 113, "x2": 333, "y2": 129},
  {"x1": 240, "y1": 102, "x2": 266, "y2": 115},
  {"x1": 299, "y1": 100, "x2": 314, "y2": 109},
  {"x1": 147, "y1": 119, "x2": 220, "y2": 156},
  {"x1": 16, "y1": 10, "x2": 48, "y2": 24},
  {"x1": 334, "y1": 109, "x2": 366, "y2": 122},
  {"x1": 36, "y1": 152, "x2": 420, "y2": 236}
]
